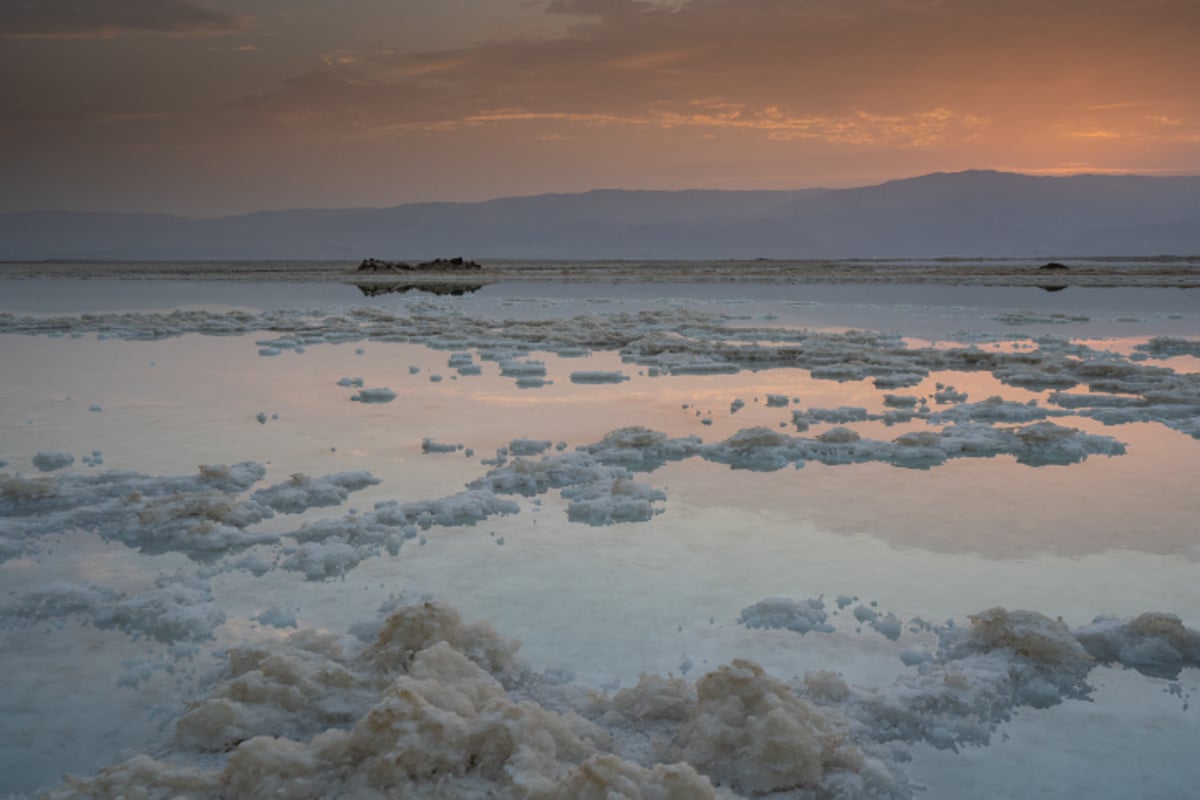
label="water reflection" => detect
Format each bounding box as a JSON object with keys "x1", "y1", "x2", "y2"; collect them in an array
[
  {"x1": 1, "y1": 283, "x2": 1198, "y2": 798},
  {"x1": 353, "y1": 282, "x2": 482, "y2": 297}
]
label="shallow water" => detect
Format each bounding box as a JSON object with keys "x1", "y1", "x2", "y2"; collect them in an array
[{"x1": 1, "y1": 278, "x2": 1197, "y2": 798}]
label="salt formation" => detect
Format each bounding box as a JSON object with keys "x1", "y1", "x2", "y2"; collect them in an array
[
  {"x1": 17, "y1": 592, "x2": 1200, "y2": 800},
  {"x1": 42, "y1": 599, "x2": 917, "y2": 800},
  {"x1": 733, "y1": 597, "x2": 1200, "y2": 756},
  {"x1": 928, "y1": 396, "x2": 1065, "y2": 424},
  {"x1": 881, "y1": 394, "x2": 919, "y2": 408},
  {"x1": 994, "y1": 311, "x2": 1090, "y2": 325},
  {"x1": 31, "y1": 451, "x2": 74, "y2": 472},
  {"x1": 562, "y1": 477, "x2": 666, "y2": 525},
  {"x1": 0, "y1": 463, "x2": 378, "y2": 563},
  {"x1": 509, "y1": 438, "x2": 553, "y2": 456},
  {"x1": 253, "y1": 607, "x2": 298, "y2": 629},
  {"x1": 468, "y1": 449, "x2": 670, "y2": 528},
  {"x1": 350, "y1": 387, "x2": 397, "y2": 403},
  {"x1": 421, "y1": 438, "x2": 462, "y2": 454},
  {"x1": 1074, "y1": 612, "x2": 1200, "y2": 679},
  {"x1": 738, "y1": 596, "x2": 834, "y2": 635},
  {"x1": 1, "y1": 573, "x2": 225, "y2": 643},
  {"x1": 1136, "y1": 336, "x2": 1200, "y2": 359},
  {"x1": 699, "y1": 422, "x2": 1123, "y2": 471},
  {"x1": 281, "y1": 492, "x2": 520, "y2": 579},
  {"x1": 499, "y1": 358, "x2": 547, "y2": 379},
  {"x1": 933, "y1": 385, "x2": 968, "y2": 403},
  {"x1": 669, "y1": 660, "x2": 878, "y2": 796},
  {"x1": 250, "y1": 471, "x2": 380, "y2": 514},
  {"x1": 569, "y1": 370, "x2": 629, "y2": 384},
  {"x1": 0, "y1": 416, "x2": 1127, "y2": 583},
  {"x1": 0, "y1": 305, "x2": 1193, "y2": 436},
  {"x1": 850, "y1": 605, "x2": 903, "y2": 641}
]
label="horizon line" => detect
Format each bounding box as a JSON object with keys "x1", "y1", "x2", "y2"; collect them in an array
[{"x1": 5, "y1": 167, "x2": 1200, "y2": 220}]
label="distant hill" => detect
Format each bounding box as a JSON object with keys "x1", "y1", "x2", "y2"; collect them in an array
[{"x1": 2, "y1": 171, "x2": 1198, "y2": 260}]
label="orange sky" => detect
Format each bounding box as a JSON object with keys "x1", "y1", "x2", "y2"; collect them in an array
[{"x1": 2, "y1": 0, "x2": 1198, "y2": 214}]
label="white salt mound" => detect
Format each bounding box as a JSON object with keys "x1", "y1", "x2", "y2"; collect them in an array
[{"x1": 41, "y1": 599, "x2": 911, "y2": 800}]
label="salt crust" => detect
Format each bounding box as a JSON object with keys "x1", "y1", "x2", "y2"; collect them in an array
[
  {"x1": 0, "y1": 465, "x2": 379, "y2": 564},
  {"x1": 42, "y1": 596, "x2": 1199, "y2": 800},
  {"x1": 738, "y1": 596, "x2": 834, "y2": 636},
  {"x1": 0, "y1": 420, "x2": 1124, "y2": 574},
  {"x1": 31, "y1": 451, "x2": 74, "y2": 472},
  {"x1": 2, "y1": 574, "x2": 224, "y2": 643},
  {"x1": 41, "y1": 600, "x2": 901, "y2": 799},
  {"x1": 569, "y1": 370, "x2": 630, "y2": 384},
  {"x1": 350, "y1": 387, "x2": 397, "y2": 403},
  {"x1": 735, "y1": 600, "x2": 1200, "y2": 756},
  {"x1": 0, "y1": 306, "x2": 1194, "y2": 435}
]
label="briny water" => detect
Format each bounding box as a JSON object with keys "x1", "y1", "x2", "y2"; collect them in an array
[{"x1": 1, "y1": 276, "x2": 1197, "y2": 798}]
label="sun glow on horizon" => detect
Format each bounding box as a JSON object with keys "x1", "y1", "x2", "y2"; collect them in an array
[{"x1": 1, "y1": 0, "x2": 1198, "y2": 214}]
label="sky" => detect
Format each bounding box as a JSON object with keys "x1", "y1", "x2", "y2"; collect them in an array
[{"x1": 2, "y1": 0, "x2": 1199, "y2": 216}]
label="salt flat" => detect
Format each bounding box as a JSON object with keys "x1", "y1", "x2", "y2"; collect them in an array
[{"x1": 0, "y1": 265, "x2": 1197, "y2": 798}]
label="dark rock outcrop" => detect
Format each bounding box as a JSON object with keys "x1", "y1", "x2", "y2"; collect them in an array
[{"x1": 357, "y1": 257, "x2": 482, "y2": 272}]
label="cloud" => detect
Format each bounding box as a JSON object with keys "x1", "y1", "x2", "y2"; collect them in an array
[
  {"x1": 0, "y1": 0, "x2": 251, "y2": 39},
  {"x1": 223, "y1": 0, "x2": 1197, "y2": 150}
]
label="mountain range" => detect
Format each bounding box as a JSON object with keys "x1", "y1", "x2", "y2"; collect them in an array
[{"x1": 2, "y1": 170, "x2": 1198, "y2": 261}]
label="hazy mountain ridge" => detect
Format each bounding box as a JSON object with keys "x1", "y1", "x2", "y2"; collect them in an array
[{"x1": 2, "y1": 172, "x2": 1198, "y2": 260}]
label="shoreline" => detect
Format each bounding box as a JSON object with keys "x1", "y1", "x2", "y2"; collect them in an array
[{"x1": 1, "y1": 257, "x2": 1198, "y2": 287}]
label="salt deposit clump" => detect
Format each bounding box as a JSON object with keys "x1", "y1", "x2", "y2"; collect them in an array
[
  {"x1": 738, "y1": 596, "x2": 834, "y2": 635},
  {"x1": 669, "y1": 659, "x2": 880, "y2": 796},
  {"x1": 250, "y1": 471, "x2": 380, "y2": 513},
  {"x1": 1135, "y1": 336, "x2": 1200, "y2": 359},
  {"x1": 569, "y1": 370, "x2": 629, "y2": 384},
  {"x1": 0, "y1": 418, "x2": 1128, "y2": 582},
  {"x1": 696, "y1": 422, "x2": 1122, "y2": 472},
  {"x1": 0, "y1": 304, "x2": 1194, "y2": 437},
  {"x1": 421, "y1": 438, "x2": 462, "y2": 454},
  {"x1": 1073, "y1": 612, "x2": 1200, "y2": 679},
  {"x1": 563, "y1": 476, "x2": 666, "y2": 525},
  {"x1": 509, "y1": 438, "x2": 553, "y2": 456},
  {"x1": 31, "y1": 451, "x2": 74, "y2": 472},
  {"x1": 274, "y1": 490, "x2": 520, "y2": 580},
  {"x1": 928, "y1": 396, "x2": 1065, "y2": 424},
  {"x1": 0, "y1": 462, "x2": 381, "y2": 565},
  {"x1": 1, "y1": 573, "x2": 226, "y2": 643},
  {"x1": 23, "y1": 575, "x2": 1200, "y2": 800},
  {"x1": 351, "y1": 387, "x2": 397, "y2": 403},
  {"x1": 41, "y1": 598, "x2": 917, "y2": 800},
  {"x1": 253, "y1": 607, "x2": 298, "y2": 629}
]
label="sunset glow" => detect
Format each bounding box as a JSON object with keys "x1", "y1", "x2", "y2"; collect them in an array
[{"x1": 2, "y1": 0, "x2": 1198, "y2": 214}]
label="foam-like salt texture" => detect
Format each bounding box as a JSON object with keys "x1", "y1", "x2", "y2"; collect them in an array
[
  {"x1": 0, "y1": 306, "x2": 1192, "y2": 437},
  {"x1": 14, "y1": 579, "x2": 1200, "y2": 800}
]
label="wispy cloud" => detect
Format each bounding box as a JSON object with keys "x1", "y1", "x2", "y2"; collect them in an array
[
  {"x1": 220, "y1": 0, "x2": 1196, "y2": 151},
  {"x1": 0, "y1": 0, "x2": 251, "y2": 39}
]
